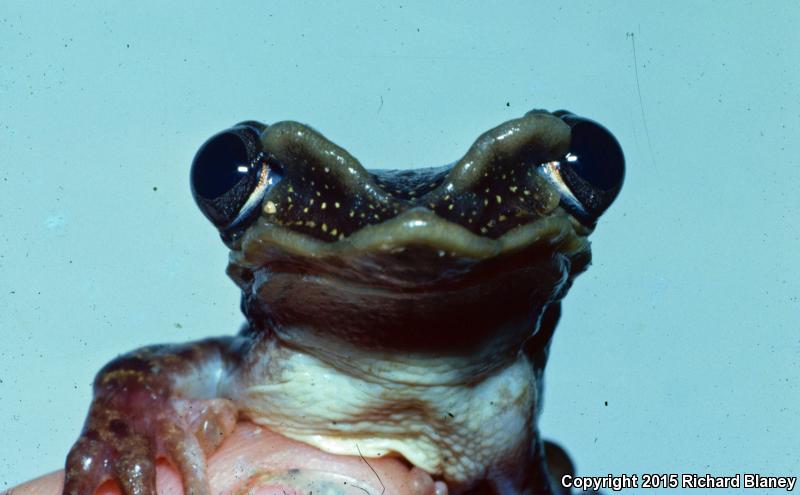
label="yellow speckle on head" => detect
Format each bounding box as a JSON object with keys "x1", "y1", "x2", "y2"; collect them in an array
[
  {"x1": 331, "y1": 228, "x2": 338, "y2": 236},
  {"x1": 448, "y1": 204, "x2": 454, "y2": 210},
  {"x1": 338, "y1": 232, "x2": 345, "y2": 240},
  {"x1": 309, "y1": 198, "x2": 315, "y2": 206},
  {"x1": 322, "y1": 223, "x2": 328, "y2": 232},
  {"x1": 349, "y1": 210, "x2": 355, "y2": 218},
  {"x1": 483, "y1": 199, "x2": 489, "y2": 206},
  {"x1": 321, "y1": 202, "x2": 327, "y2": 210},
  {"x1": 303, "y1": 207, "x2": 309, "y2": 213},
  {"x1": 287, "y1": 196, "x2": 293, "y2": 203},
  {"x1": 324, "y1": 167, "x2": 330, "y2": 173},
  {"x1": 305, "y1": 220, "x2": 316, "y2": 228},
  {"x1": 498, "y1": 214, "x2": 507, "y2": 222},
  {"x1": 264, "y1": 201, "x2": 277, "y2": 214},
  {"x1": 288, "y1": 186, "x2": 294, "y2": 193},
  {"x1": 523, "y1": 189, "x2": 531, "y2": 196},
  {"x1": 315, "y1": 191, "x2": 321, "y2": 197},
  {"x1": 509, "y1": 186, "x2": 518, "y2": 193},
  {"x1": 495, "y1": 195, "x2": 502, "y2": 204},
  {"x1": 335, "y1": 201, "x2": 341, "y2": 209},
  {"x1": 480, "y1": 227, "x2": 488, "y2": 234}
]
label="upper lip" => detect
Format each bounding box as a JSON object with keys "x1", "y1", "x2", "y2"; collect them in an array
[{"x1": 232, "y1": 206, "x2": 590, "y2": 269}]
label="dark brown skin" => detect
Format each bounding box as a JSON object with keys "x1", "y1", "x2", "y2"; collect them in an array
[{"x1": 59, "y1": 110, "x2": 624, "y2": 495}]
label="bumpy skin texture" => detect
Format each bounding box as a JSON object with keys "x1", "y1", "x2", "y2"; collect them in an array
[
  {"x1": 64, "y1": 110, "x2": 620, "y2": 495},
  {"x1": 63, "y1": 339, "x2": 240, "y2": 495}
]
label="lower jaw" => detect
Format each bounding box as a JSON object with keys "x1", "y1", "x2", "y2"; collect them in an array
[{"x1": 247, "y1": 253, "x2": 571, "y2": 358}]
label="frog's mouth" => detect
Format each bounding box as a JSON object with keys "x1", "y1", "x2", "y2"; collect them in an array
[
  {"x1": 225, "y1": 209, "x2": 589, "y2": 355},
  {"x1": 233, "y1": 207, "x2": 587, "y2": 271},
  {"x1": 223, "y1": 111, "x2": 597, "y2": 287},
  {"x1": 190, "y1": 110, "x2": 624, "y2": 352}
]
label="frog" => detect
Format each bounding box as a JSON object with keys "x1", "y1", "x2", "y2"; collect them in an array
[{"x1": 62, "y1": 109, "x2": 624, "y2": 495}]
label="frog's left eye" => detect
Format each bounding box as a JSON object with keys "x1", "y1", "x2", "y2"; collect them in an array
[
  {"x1": 540, "y1": 113, "x2": 625, "y2": 224},
  {"x1": 191, "y1": 122, "x2": 282, "y2": 237}
]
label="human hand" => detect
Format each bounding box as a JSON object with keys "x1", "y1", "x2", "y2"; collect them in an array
[{"x1": 7, "y1": 422, "x2": 447, "y2": 495}]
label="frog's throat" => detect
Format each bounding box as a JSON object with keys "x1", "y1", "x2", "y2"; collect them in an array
[
  {"x1": 227, "y1": 207, "x2": 589, "y2": 357},
  {"x1": 232, "y1": 206, "x2": 589, "y2": 267}
]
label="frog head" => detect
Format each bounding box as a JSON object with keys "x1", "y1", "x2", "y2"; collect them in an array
[{"x1": 190, "y1": 110, "x2": 623, "y2": 366}]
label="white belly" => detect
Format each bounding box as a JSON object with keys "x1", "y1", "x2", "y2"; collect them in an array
[{"x1": 227, "y1": 339, "x2": 538, "y2": 484}]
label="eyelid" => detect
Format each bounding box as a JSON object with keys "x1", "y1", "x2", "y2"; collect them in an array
[{"x1": 537, "y1": 160, "x2": 589, "y2": 217}]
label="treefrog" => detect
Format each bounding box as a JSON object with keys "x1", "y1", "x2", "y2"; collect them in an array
[{"x1": 63, "y1": 110, "x2": 624, "y2": 495}]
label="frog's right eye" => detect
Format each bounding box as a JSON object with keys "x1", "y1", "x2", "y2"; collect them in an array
[{"x1": 190, "y1": 122, "x2": 282, "y2": 239}]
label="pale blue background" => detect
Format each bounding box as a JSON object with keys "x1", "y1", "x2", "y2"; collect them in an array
[{"x1": 1, "y1": 1, "x2": 798, "y2": 491}]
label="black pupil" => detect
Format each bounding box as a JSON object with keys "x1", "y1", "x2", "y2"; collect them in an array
[
  {"x1": 568, "y1": 120, "x2": 624, "y2": 191},
  {"x1": 192, "y1": 132, "x2": 251, "y2": 199}
]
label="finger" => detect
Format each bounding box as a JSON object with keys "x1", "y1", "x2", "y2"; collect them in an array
[{"x1": 9, "y1": 422, "x2": 448, "y2": 495}]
